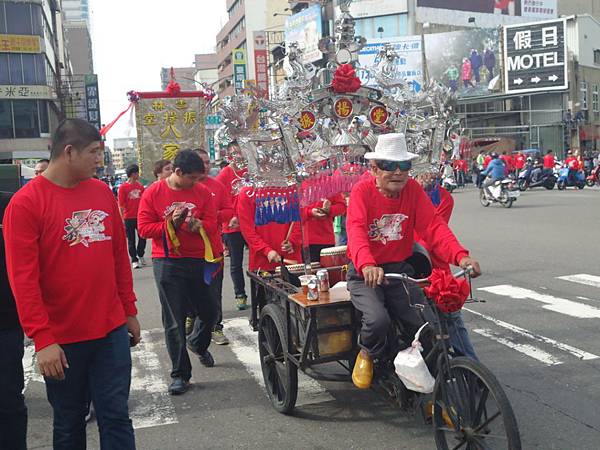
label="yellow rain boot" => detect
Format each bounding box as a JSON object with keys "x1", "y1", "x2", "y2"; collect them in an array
[{"x1": 352, "y1": 350, "x2": 373, "y2": 389}]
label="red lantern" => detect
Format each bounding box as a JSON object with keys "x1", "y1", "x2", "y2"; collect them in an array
[
  {"x1": 369, "y1": 106, "x2": 389, "y2": 126},
  {"x1": 298, "y1": 111, "x2": 316, "y2": 130},
  {"x1": 334, "y1": 98, "x2": 353, "y2": 119}
]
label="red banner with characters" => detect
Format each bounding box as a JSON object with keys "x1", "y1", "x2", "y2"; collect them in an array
[{"x1": 253, "y1": 31, "x2": 269, "y2": 99}]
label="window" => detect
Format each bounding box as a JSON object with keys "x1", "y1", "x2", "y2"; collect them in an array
[
  {"x1": 0, "y1": 54, "x2": 9, "y2": 84},
  {"x1": 9, "y1": 54, "x2": 22, "y2": 85},
  {"x1": 5, "y1": 2, "x2": 32, "y2": 35},
  {"x1": 22, "y1": 54, "x2": 36, "y2": 84},
  {"x1": 0, "y1": 100, "x2": 49, "y2": 139},
  {"x1": 580, "y1": 81, "x2": 588, "y2": 110},
  {"x1": 0, "y1": 2, "x2": 6, "y2": 34},
  {"x1": 594, "y1": 85, "x2": 599, "y2": 118},
  {"x1": 0, "y1": 101, "x2": 12, "y2": 139},
  {"x1": 595, "y1": 50, "x2": 600, "y2": 65}
]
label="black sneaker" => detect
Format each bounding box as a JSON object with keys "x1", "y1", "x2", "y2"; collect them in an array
[
  {"x1": 199, "y1": 350, "x2": 215, "y2": 367},
  {"x1": 168, "y1": 377, "x2": 189, "y2": 395}
]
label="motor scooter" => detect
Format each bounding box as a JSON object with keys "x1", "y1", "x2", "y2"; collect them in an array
[{"x1": 557, "y1": 167, "x2": 585, "y2": 190}]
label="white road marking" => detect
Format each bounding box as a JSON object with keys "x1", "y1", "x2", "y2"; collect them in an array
[
  {"x1": 478, "y1": 284, "x2": 600, "y2": 318},
  {"x1": 22, "y1": 343, "x2": 44, "y2": 391},
  {"x1": 464, "y1": 308, "x2": 599, "y2": 360},
  {"x1": 224, "y1": 318, "x2": 334, "y2": 407},
  {"x1": 129, "y1": 329, "x2": 178, "y2": 429},
  {"x1": 558, "y1": 274, "x2": 600, "y2": 289},
  {"x1": 472, "y1": 328, "x2": 562, "y2": 366},
  {"x1": 577, "y1": 296, "x2": 592, "y2": 301}
]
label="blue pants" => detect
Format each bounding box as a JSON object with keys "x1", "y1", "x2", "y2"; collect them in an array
[
  {"x1": 446, "y1": 311, "x2": 478, "y2": 360},
  {"x1": 45, "y1": 325, "x2": 135, "y2": 450},
  {"x1": 0, "y1": 327, "x2": 27, "y2": 450}
]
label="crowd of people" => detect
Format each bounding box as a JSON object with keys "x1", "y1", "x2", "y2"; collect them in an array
[{"x1": 0, "y1": 120, "x2": 484, "y2": 448}]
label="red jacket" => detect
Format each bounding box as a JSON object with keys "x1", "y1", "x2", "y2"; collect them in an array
[
  {"x1": 215, "y1": 165, "x2": 247, "y2": 234},
  {"x1": 118, "y1": 181, "x2": 144, "y2": 219},
  {"x1": 137, "y1": 179, "x2": 220, "y2": 259},
  {"x1": 346, "y1": 178, "x2": 468, "y2": 274},
  {"x1": 565, "y1": 156, "x2": 579, "y2": 169},
  {"x1": 301, "y1": 194, "x2": 346, "y2": 246},
  {"x1": 237, "y1": 187, "x2": 302, "y2": 271},
  {"x1": 4, "y1": 177, "x2": 137, "y2": 351},
  {"x1": 514, "y1": 154, "x2": 526, "y2": 169},
  {"x1": 415, "y1": 187, "x2": 454, "y2": 272},
  {"x1": 483, "y1": 155, "x2": 492, "y2": 168},
  {"x1": 201, "y1": 176, "x2": 234, "y2": 235},
  {"x1": 543, "y1": 154, "x2": 555, "y2": 169}
]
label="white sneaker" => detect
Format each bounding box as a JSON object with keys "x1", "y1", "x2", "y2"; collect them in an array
[
  {"x1": 132, "y1": 261, "x2": 141, "y2": 269},
  {"x1": 139, "y1": 257, "x2": 147, "y2": 266}
]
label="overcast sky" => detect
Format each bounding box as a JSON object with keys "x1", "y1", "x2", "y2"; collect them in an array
[{"x1": 90, "y1": 0, "x2": 227, "y2": 147}]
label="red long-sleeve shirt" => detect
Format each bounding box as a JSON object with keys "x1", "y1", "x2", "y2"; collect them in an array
[
  {"x1": 237, "y1": 187, "x2": 302, "y2": 271},
  {"x1": 215, "y1": 165, "x2": 247, "y2": 234},
  {"x1": 415, "y1": 187, "x2": 454, "y2": 272},
  {"x1": 301, "y1": 194, "x2": 346, "y2": 246},
  {"x1": 347, "y1": 178, "x2": 468, "y2": 274},
  {"x1": 137, "y1": 179, "x2": 220, "y2": 258},
  {"x1": 4, "y1": 176, "x2": 137, "y2": 352},
  {"x1": 201, "y1": 176, "x2": 234, "y2": 233},
  {"x1": 118, "y1": 181, "x2": 144, "y2": 219}
]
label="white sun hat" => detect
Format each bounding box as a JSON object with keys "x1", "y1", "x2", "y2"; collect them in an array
[{"x1": 364, "y1": 133, "x2": 419, "y2": 162}]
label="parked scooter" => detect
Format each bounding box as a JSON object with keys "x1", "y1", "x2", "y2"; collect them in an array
[
  {"x1": 442, "y1": 175, "x2": 457, "y2": 193},
  {"x1": 586, "y1": 165, "x2": 600, "y2": 187},
  {"x1": 517, "y1": 164, "x2": 556, "y2": 190},
  {"x1": 480, "y1": 177, "x2": 520, "y2": 208},
  {"x1": 557, "y1": 167, "x2": 586, "y2": 190}
]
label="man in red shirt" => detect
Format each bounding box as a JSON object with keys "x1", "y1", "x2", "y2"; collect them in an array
[
  {"x1": 302, "y1": 194, "x2": 346, "y2": 262},
  {"x1": 514, "y1": 152, "x2": 526, "y2": 173},
  {"x1": 565, "y1": 150, "x2": 580, "y2": 183},
  {"x1": 118, "y1": 164, "x2": 146, "y2": 269},
  {"x1": 216, "y1": 141, "x2": 250, "y2": 310},
  {"x1": 195, "y1": 149, "x2": 234, "y2": 345},
  {"x1": 346, "y1": 134, "x2": 481, "y2": 389},
  {"x1": 4, "y1": 119, "x2": 139, "y2": 447},
  {"x1": 543, "y1": 150, "x2": 555, "y2": 175},
  {"x1": 138, "y1": 150, "x2": 220, "y2": 395}
]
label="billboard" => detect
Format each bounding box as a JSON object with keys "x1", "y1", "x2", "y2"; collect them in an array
[
  {"x1": 335, "y1": 0, "x2": 407, "y2": 19},
  {"x1": 253, "y1": 31, "x2": 269, "y2": 98},
  {"x1": 417, "y1": 0, "x2": 556, "y2": 17},
  {"x1": 85, "y1": 74, "x2": 101, "y2": 130},
  {"x1": 358, "y1": 36, "x2": 423, "y2": 91},
  {"x1": 285, "y1": 4, "x2": 323, "y2": 63},
  {"x1": 504, "y1": 18, "x2": 567, "y2": 94},
  {"x1": 232, "y1": 48, "x2": 247, "y2": 94},
  {"x1": 424, "y1": 28, "x2": 501, "y2": 98}
]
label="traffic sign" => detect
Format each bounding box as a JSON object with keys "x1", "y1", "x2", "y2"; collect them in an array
[{"x1": 504, "y1": 18, "x2": 568, "y2": 94}]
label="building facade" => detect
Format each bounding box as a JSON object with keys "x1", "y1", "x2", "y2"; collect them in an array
[
  {"x1": 215, "y1": 0, "x2": 288, "y2": 98},
  {"x1": 111, "y1": 137, "x2": 137, "y2": 171},
  {"x1": 0, "y1": 0, "x2": 68, "y2": 163},
  {"x1": 160, "y1": 67, "x2": 197, "y2": 91}
]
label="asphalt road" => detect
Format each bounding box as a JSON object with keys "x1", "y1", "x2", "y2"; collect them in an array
[{"x1": 23, "y1": 185, "x2": 600, "y2": 450}]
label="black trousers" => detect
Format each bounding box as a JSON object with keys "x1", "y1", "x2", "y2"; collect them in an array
[
  {"x1": 0, "y1": 326, "x2": 27, "y2": 450},
  {"x1": 153, "y1": 258, "x2": 214, "y2": 380},
  {"x1": 308, "y1": 244, "x2": 331, "y2": 264},
  {"x1": 124, "y1": 218, "x2": 146, "y2": 263},
  {"x1": 347, "y1": 262, "x2": 432, "y2": 359},
  {"x1": 223, "y1": 232, "x2": 246, "y2": 298}
]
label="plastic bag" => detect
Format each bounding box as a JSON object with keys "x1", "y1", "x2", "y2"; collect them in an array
[{"x1": 393, "y1": 323, "x2": 435, "y2": 393}]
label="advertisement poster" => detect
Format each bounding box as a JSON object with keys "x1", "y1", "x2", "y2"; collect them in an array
[
  {"x1": 232, "y1": 48, "x2": 247, "y2": 94},
  {"x1": 358, "y1": 36, "x2": 423, "y2": 91},
  {"x1": 417, "y1": 0, "x2": 556, "y2": 19},
  {"x1": 425, "y1": 28, "x2": 501, "y2": 98},
  {"x1": 285, "y1": 4, "x2": 323, "y2": 63},
  {"x1": 504, "y1": 18, "x2": 567, "y2": 94},
  {"x1": 135, "y1": 95, "x2": 206, "y2": 180},
  {"x1": 253, "y1": 31, "x2": 269, "y2": 98}
]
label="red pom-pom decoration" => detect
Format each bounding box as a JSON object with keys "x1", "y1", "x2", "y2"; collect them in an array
[
  {"x1": 166, "y1": 79, "x2": 181, "y2": 96},
  {"x1": 331, "y1": 63, "x2": 361, "y2": 93},
  {"x1": 424, "y1": 269, "x2": 470, "y2": 313}
]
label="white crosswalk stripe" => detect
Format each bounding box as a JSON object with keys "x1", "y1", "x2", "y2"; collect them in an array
[
  {"x1": 223, "y1": 317, "x2": 334, "y2": 407},
  {"x1": 478, "y1": 284, "x2": 600, "y2": 318},
  {"x1": 129, "y1": 329, "x2": 178, "y2": 429},
  {"x1": 557, "y1": 274, "x2": 600, "y2": 289},
  {"x1": 472, "y1": 328, "x2": 563, "y2": 366},
  {"x1": 464, "y1": 307, "x2": 599, "y2": 361}
]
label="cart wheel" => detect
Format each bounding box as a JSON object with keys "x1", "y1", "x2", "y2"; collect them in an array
[{"x1": 258, "y1": 304, "x2": 298, "y2": 414}]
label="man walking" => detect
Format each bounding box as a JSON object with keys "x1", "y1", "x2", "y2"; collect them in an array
[
  {"x1": 0, "y1": 192, "x2": 27, "y2": 450},
  {"x1": 118, "y1": 164, "x2": 146, "y2": 269},
  {"x1": 195, "y1": 149, "x2": 234, "y2": 345},
  {"x1": 4, "y1": 118, "x2": 140, "y2": 449},
  {"x1": 216, "y1": 141, "x2": 249, "y2": 310},
  {"x1": 138, "y1": 150, "x2": 221, "y2": 395}
]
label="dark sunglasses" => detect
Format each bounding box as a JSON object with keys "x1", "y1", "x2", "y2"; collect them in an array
[{"x1": 375, "y1": 160, "x2": 412, "y2": 172}]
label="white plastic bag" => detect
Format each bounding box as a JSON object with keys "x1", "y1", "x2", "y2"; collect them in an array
[{"x1": 393, "y1": 323, "x2": 435, "y2": 394}]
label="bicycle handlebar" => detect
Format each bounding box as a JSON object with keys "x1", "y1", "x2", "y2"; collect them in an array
[{"x1": 385, "y1": 266, "x2": 473, "y2": 284}]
